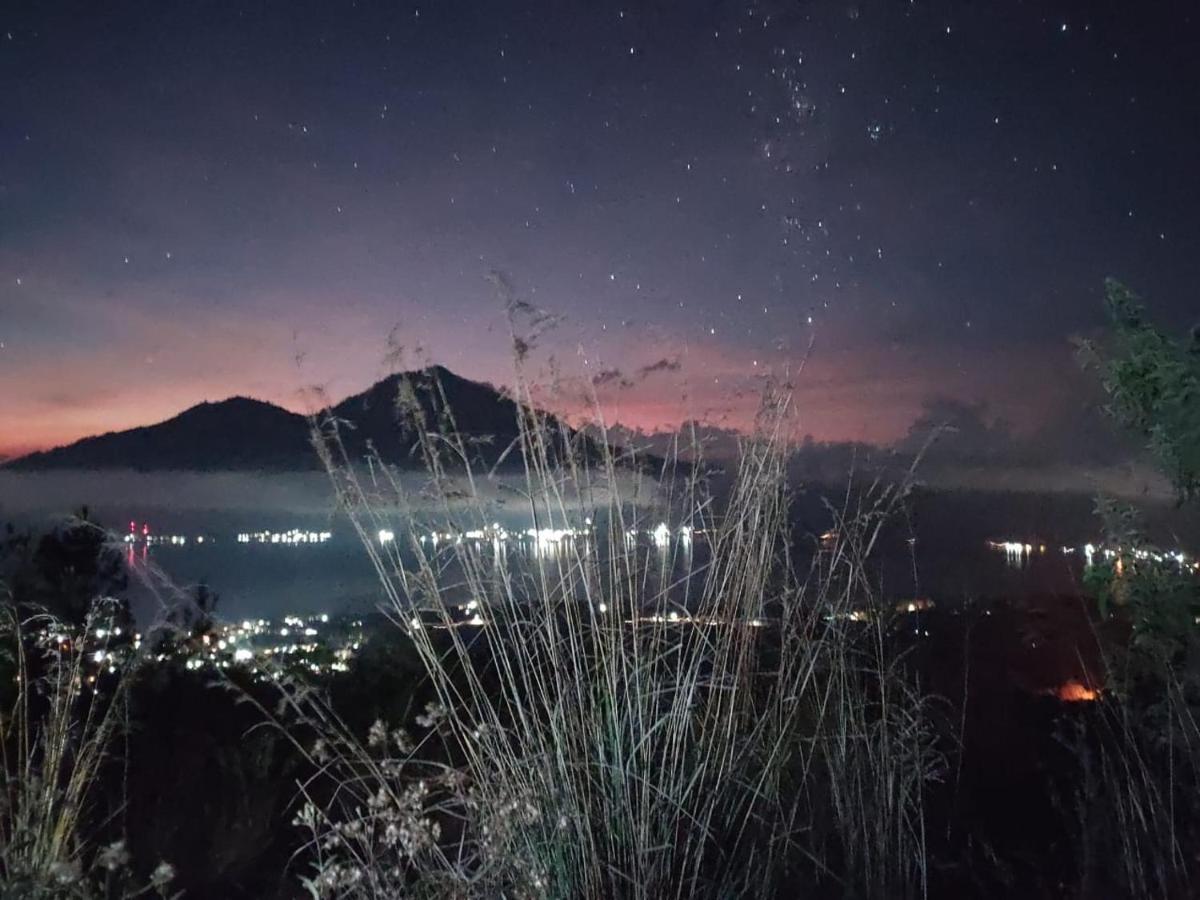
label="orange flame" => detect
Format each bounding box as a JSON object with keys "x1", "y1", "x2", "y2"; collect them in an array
[{"x1": 1057, "y1": 679, "x2": 1099, "y2": 702}]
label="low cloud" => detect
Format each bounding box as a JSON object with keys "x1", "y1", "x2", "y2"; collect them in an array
[
  {"x1": 591, "y1": 368, "x2": 631, "y2": 388},
  {"x1": 635, "y1": 357, "x2": 682, "y2": 378},
  {"x1": 896, "y1": 393, "x2": 1139, "y2": 469}
]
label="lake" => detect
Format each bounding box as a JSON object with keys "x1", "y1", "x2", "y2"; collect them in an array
[
  {"x1": 116, "y1": 516, "x2": 1095, "y2": 623},
  {"x1": 4, "y1": 469, "x2": 1194, "y2": 627}
]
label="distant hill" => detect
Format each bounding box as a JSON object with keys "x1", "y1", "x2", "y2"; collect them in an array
[
  {"x1": 5, "y1": 366, "x2": 616, "y2": 473},
  {"x1": 7, "y1": 397, "x2": 314, "y2": 472}
]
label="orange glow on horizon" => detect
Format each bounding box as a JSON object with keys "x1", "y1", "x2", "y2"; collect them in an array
[{"x1": 0, "y1": 317, "x2": 1070, "y2": 460}]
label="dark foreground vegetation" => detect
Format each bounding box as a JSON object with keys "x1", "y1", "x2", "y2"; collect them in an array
[{"x1": 2, "y1": 281, "x2": 1198, "y2": 899}]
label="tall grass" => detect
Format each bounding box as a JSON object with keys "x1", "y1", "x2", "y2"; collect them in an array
[
  {"x1": 0, "y1": 538, "x2": 175, "y2": 898},
  {"x1": 292, "y1": 347, "x2": 942, "y2": 898},
  {"x1": 1065, "y1": 531, "x2": 1200, "y2": 898},
  {"x1": 1080, "y1": 680, "x2": 1200, "y2": 898}
]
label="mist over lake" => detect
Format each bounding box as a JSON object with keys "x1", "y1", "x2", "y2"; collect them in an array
[
  {"x1": 1, "y1": 466, "x2": 1164, "y2": 624},
  {"x1": 0, "y1": 466, "x2": 667, "y2": 620}
]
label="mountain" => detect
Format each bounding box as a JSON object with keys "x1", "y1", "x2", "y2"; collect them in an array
[
  {"x1": 328, "y1": 366, "x2": 530, "y2": 467},
  {"x1": 5, "y1": 366, "x2": 608, "y2": 473},
  {"x1": 7, "y1": 397, "x2": 314, "y2": 472}
]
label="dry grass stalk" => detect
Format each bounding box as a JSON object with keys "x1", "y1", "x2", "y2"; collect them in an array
[{"x1": 294, "y1": 334, "x2": 941, "y2": 898}]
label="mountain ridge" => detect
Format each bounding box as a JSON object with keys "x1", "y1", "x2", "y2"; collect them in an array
[{"x1": 5, "y1": 366, "x2": 593, "y2": 473}]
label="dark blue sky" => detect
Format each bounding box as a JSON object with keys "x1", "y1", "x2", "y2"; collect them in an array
[{"x1": 2, "y1": 0, "x2": 1198, "y2": 457}]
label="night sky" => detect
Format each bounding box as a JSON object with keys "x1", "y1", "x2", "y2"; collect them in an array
[{"x1": 3, "y1": 1, "x2": 1199, "y2": 461}]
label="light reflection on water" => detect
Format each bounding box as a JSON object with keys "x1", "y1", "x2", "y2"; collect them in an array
[
  {"x1": 120, "y1": 508, "x2": 1199, "y2": 626},
  {"x1": 124, "y1": 523, "x2": 704, "y2": 623},
  {"x1": 121, "y1": 516, "x2": 1116, "y2": 626}
]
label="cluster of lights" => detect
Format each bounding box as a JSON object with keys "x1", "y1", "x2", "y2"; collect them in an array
[
  {"x1": 990, "y1": 538, "x2": 1197, "y2": 571},
  {"x1": 22, "y1": 610, "x2": 365, "y2": 686},
  {"x1": 635, "y1": 611, "x2": 768, "y2": 628},
  {"x1": 526, "y1": 526, "x2": 585, "y2": 542},
  {"x1": 987, "y1": 540, "x2": 1046, "y2": 565},
  {"x1": 123, "y1": 522, "x2": 334, "y2": 548},
  {"x1": 174, "y1": 611, "x2": 363, "y2": 676},
  {"x1": 626, "y1": 523, "x2": 695, "y2": 550},
  {"x1": 236, "y1": 529, "x2": 332, "y2": 545},
  {"x1": 405, "y1": 605, "x2": 768, "y2": 632},
  {"x1": 20, "y1": 615, "x2": 144, "y2": 687},
  {"x1": 408, "y1": 523, "x2": 592, "y2": 546},
  {"x1": 828, "y1": 609, "x2": 874, "y2": 623},
  {"x1": 124, "y1": 520, "x2": 702, "y2": 553},
  {"x1": 382, "y1": 521, "x2": 698, "y2": 551},
  {"x1": 196, "y1": 609, "x2": 360, "y2": 672},
  {"x1": 407, "y1": 609, "x2": 488, "y2": 631},
  {"x1": 124, "y1": 522, "x2": 208, "y2": 546},
  {"x1": 124, "y1": 533, "x2": 205, "y2": 546},
  {"x1": 1079, "y1": 542, "x2": 1193, "y2": 568}
]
